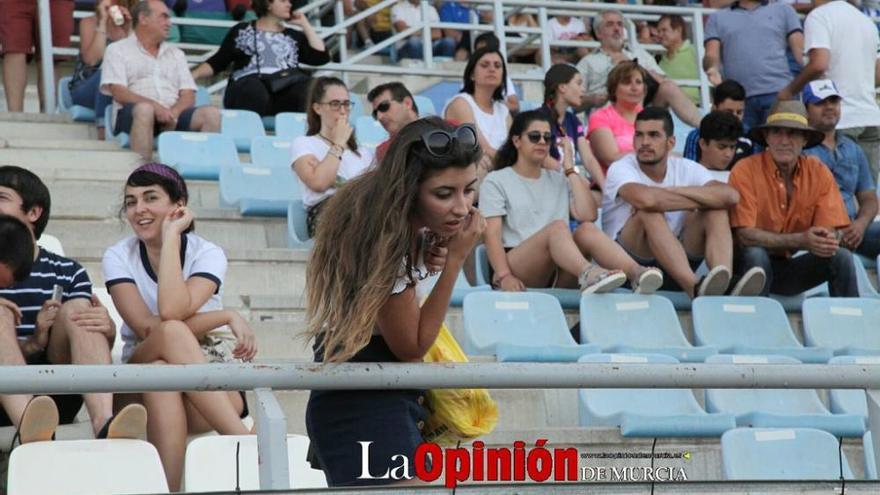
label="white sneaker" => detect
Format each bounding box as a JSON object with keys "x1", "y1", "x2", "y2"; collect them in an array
[
  {"x1": 580, "y1": 267, "x2": 627, "y2": 294},
  {"x1": 633, "y1": 267, "x2": 664, "y2": 295},
  {"x1": 730, "y1": 267, "x2": 766, "y2": 296},
  {"x1": 695, "y1": 265, "x2": 732, "y2": 297}
]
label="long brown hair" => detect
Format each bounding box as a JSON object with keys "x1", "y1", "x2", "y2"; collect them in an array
[
  {"x1": 305, "y1": 117, "x2": 482, "y2": 363},
  {"x1": 306, "y1": 76, "x2": 359, "y2": 155}
]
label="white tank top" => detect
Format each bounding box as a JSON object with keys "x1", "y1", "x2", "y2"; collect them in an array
[{"x1": 445, "y1": 93, "x2": 510, "y2": 151}]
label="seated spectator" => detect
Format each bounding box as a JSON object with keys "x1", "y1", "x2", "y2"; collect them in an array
[
  {"x1": 101, "y1": 0, "x2": 221, "y2": 160},
  {"x1": 0, "y1": 166, "x2": 146, "y2": 443},
  {"x1": 540, "y1": 64, "x2": 604, "y2": 189},
  {"x1": 683, "y1": 79, "x2": 753, "y2": 164},
  {"x1": 168, "y1": 0, "x2": 254, "y2": 45},
  {"x1": 191, "y1": 0, "x2": 330, "y2": 116},
  {"x1": 578, "y1": 10, "x2": 701, "y2": 127},
  {"x1": 656, "y1": 14, "x2": 700, "y2": 105},
  {"x1": 292, "y1": 77, "x2": 374, "y2": 236},
  {"x1": 696, "y1": 111, "x2": 743, "y2": 181},
  {"x1": 588, "y1": 61, "x2": 645, "y2": 177},
  {"x1": 438, "y1": 1, "x2": 475, "y2": 61},
  {"x1": 506, "y1": 11, "x2": 539, "y2": 64},
  {"x1": 602, "y1": 107, "x2": 765, "y2": 298},
  {"x1": 367, "y1": 82, "x2": 419, "y2": 162},
  {"x1": 444, "y1": 47, "x2": 512, "y2": 191},
  {"x1": 482, "y1": 111, "x2": 662, "y2": 294},
  {"x1": 356, "y1": 0, "x2": 393, "y2": 45},
  {"x1": 391, "y1": 0, "x2": 456, "y2": 59},
  {"x1": 103, "y1": 163, "x2": 256, "y2": 491},
  {"x1": 548, "y1": 14, "x2": 592, "y2": 64},
  {"x1": 803, "y1": 80, "x2": 879, "y2": 259},
  {"x1": 70, "y1": 0, "x2": 135, "y2": 140},
  {"x1": 473, "y1": 33, "x2": 519, "y2": 114},
  {"x1": 729, "y1": 100, "x2": 857, "y2": 297}
]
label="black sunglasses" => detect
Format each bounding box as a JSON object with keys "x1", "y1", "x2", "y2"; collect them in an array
[
  {"x1": 371, "y1": 100, "x2": 392, "y2": 120},
  {"x1": 525, "y1": 131, "x2": 553, "y2": 144},
  {"x1": 421, "y1": 124, "x2": 479, "y2": 156}
]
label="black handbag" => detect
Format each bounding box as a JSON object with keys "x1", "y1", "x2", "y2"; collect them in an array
[{"x1": 250, "y1": 21, "x2": 310, "y2": 94}]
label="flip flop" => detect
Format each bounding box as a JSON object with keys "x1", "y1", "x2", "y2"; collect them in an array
[
  {"x1": 97, "y1": 403, "x2": 147, "y2": 440},
  {"x1": 15, "y1": 396, "x2": 59, "y2": 447}
]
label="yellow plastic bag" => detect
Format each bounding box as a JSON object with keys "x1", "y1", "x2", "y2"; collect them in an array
[{"x1": 422, "y1": 323, "x2": 498, "y2": 445}]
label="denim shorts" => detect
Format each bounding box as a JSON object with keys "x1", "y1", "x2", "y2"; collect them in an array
[
  {"x1": 114, "y1": 103, "x2": 200, "y2": 135},
  {"x1": 617, "y1": 238, "x2": 703, "y2": 292}
]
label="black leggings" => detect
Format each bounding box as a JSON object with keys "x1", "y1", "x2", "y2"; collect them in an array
[{"x1": 223, "y1": 75, "x2": 311, "y2": 116}]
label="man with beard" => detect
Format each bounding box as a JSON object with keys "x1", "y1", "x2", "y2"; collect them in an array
[{"x1": 601, "y1": 107, "x2": 765, "y2": 298}]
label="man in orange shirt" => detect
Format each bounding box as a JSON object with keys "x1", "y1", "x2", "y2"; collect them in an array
[{"x1": 728, "y1": 100, "x2": 857, "y2": 297}]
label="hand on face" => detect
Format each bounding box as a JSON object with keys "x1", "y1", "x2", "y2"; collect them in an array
[
  {"x1": 446, "y1": 207, "x2": 485, "y2": 263},
  {"x1": 161, "y1": 206, "x2": 194, "y2": 238}
]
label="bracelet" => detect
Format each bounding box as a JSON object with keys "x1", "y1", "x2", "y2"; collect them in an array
[{"x1": 564, "y1": 168, "x2": 578, "y2": 177}]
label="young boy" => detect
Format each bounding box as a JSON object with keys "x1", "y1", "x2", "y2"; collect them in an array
[
  {"x1": 696, "y1": 111, "x2": 744, "y2": 181},
  {"x1": 683, "y1": 79, "x2": 753, "y2": 165}
]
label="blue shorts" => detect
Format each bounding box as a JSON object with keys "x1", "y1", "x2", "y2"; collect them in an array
[
  {"x1": 617, "y1": 238, "x2": 703, "y2": 292},
  {"x1": 114, "y1": 103, "x2": 200, "y2": 135}
]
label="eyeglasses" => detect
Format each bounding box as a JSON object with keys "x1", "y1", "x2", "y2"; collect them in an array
[
  {"x1": 525, "y1": 131, "x2": 553, "y2": 144},
  {"x1": 321, "y1": 100, "x2": 352, "y2": 110},
  {"x1": 421, "y1": 124, "x2": 479, "y2": 157},
  {"x1": 371, "y1": 100, "x2": 392, "y2": 120}
]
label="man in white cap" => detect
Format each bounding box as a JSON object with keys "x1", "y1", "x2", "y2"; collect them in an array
[
  {"x1": 728, "y1": 100, "x2": 858, "y2": 297},
  {"x1": 803, "y1": 79, "x2": 879, "y2": 259}
]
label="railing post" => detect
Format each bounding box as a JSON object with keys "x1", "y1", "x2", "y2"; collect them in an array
[
  {"x1": 37, "y1": 0, "x2": 57, "y2": 113},
  {"x1": 538, "y1": 7, "x2": 550, "y2": 75},
  {"x1": 691, "y1": 10, "x2": 711, "y2": 111},
  {"x1": 420, "y1": 0, "x2": 433, "y2": 67},
  {"x1": 493, "y1": 0, "x2": 507, "y2": 61},
  {"x1": 254, "y1": 388, "x2": 290, "y2": 490},
  {"x1": 334, "y1": 1, "x2": 350, "y2": 86},
  {"x1": 867, "y1": 390, "x2": 880, "y2": 480}
]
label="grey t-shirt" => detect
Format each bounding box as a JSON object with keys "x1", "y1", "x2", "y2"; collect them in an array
[
  {"x1": 480, "y1": 167, "x2": 570, "y2": 248},
  {"x1": 705, "y1": 2, "x2": 802, "y2": 97}
]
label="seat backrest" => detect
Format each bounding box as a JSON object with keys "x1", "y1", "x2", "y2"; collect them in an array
[
  {"x1": 274, "y1": 112, "x2": 308, "y2": 139},
  {"x1": 803, "y1": 297, "x2": 880, "y2": 350},
  {"x1": 462, "y1": 291, "x2": 574, "y2": 354},
  {"x1": 413, "y1": 95, "x2": 437, "y2": 116},
  {"x1": 354, "y1": 115, "x2": 389, "y2": 148},
  {"x1": 221, "y1": 109, "x2": 266, "y2": 139},
  {"x1": 692, "y1": 296, "x2": 799, "y2": 348},
  {"x1": 37, "y1": 234, "x2": 65, "y2": 256},
  {"x1": 721, "y1": 428, "x2": 852, "y2": 480},
  {"x1": 250, "y1": 136, "x2": 293, "y2": 169},
  {"x1": 221, "y1": 164, "x2": 302, "y2": 204},
  {"x1": 8, "y1": 439, "x2": 169, "y2": 495},
  {"x1": 580, "y1": 294, "x2": 689, "y2": 348},
  {"x1": 518, "y1": 100, "x2": 541, "y2": 112},
  {"x1": 349, "y1": 93, "x2": 367, "y2": 121},
  {"x1": 158, "y1": 132, "x2": 239, "y2": 167},
  {"x1": 287, "y1": 200, "x2": 312, "y2": 248},
  {"x1": 57, "y1": 76, "x2": 73, "y2": 111},
  {"x1": 704, "y1": 355, "x2": 828, "y2": 415},
  {"x1": 195, "y1": 85, "x2": 211, "y2": 107},
  {"x1": 184, "y1": 434, "x2": 327, "y2": 491}
]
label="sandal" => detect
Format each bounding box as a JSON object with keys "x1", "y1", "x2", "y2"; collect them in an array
[
  {"x1": 579, "y1": 265, "x2": 627, "y2": 294},
  {"x1": 632, "y1": 267, "x2": 664, "y2": 295},
  {"x1": 96, "y1": 403, "x2": 147, "y2": 440},
  {"x1": 11, "y1": 396, "x2": 59, "y2": 449}
]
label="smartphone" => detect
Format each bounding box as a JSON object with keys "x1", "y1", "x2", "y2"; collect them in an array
[{"x1": 51, "y1": 284, "x2": 64, "y2": 302}]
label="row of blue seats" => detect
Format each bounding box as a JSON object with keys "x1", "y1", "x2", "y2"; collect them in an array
[{"x1": 461, "y1": 292, "x2": 880, "y2": 362}]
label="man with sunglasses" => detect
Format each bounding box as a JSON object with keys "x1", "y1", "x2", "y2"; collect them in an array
[{"x1": 367, "y1": 82, "x2": 420, "y2": 162}]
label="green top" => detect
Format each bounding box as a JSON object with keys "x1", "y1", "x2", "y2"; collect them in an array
[{"x1": 658, "y1": 40, "x2": 700, "y2": 105}]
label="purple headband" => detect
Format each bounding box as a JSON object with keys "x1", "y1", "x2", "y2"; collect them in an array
[{"x1": 131, "y1": 163, "x2": 185, "y2": 193}]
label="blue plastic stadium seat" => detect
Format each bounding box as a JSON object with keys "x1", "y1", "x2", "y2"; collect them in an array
[
  {"x1": 105, "y1": 105, "x2": 130, "y2": 148},
  {"x1": 195, "y1": 85, "x2": 211, "y2": 107},
  {"x1": 865, "y1": 431, "x2": 878, "y2": 480},
  {"x1": 803, "y1": 298, "x2": 880, "y2": 355},
  {"x1": 262, "y1": 116, "x2": 276, "y2": 131},
  {"x1": 422, "y1": 270, "x2": 491, "y2": 307},
  {"x1": 158, "y1": 132, "x2": 239, "y2": 180},
  {"x1": 721, "y1": 428, "x2": 853, "y2": 480},
  {"x1": 462, "y1": 292, "x2": 599, "y2": 360},
  {"x1": 578, "y1": 353, "x2": 736, "y2": 437},
  {"x1": 287, "y1": 200, "x2": 313, "y2": 249},
  {"x1": 693, "y1": 296, "x2": 833, "y2": 363},
  {"x1": 219, "y1": 164, "x2": 302, "y2": 216},
  {"x1": 274, "y1": 112, "x2": 308, "y2": 139},
  {"x1": 57, "y1": 76, "x2": 96, "y2": 122},
  {"x1": 250, "y1": 136, "x2": 293, "y2": 169},
  {"x1": 349, "y1": 93, "x2": 367, "y2": 121},
  {"x1": 854, "y1": 254, "x2": 880, "y2": 298},
  {"x1": 221, "y1": 109, "x2": 265, "y2": 152},
  {"x1": 413, "y1": 95, "x2": 436, "y2": 116},
  {"x1": 769, "y1": 282, "x2": 831, "y2": 312},
  {"x1": 827, "y1": 356, "x2": 880, "y2": 423},
  {"x1": 354, "y1": 115, "x2": 389, "y2": 149},
  {"x1": 580, "y1": 294, "x2": 715, "y2": 362},
  {"x1": 518, "y1": 100, "x2": 541, "y2": 112},
  {"x1": 705, "y1": 355, "x2": 865, "y2": 437}
]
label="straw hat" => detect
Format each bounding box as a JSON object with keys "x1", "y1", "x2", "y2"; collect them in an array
[{"x1": 748, "y1": 100, "x2": 825, "y2": 149}]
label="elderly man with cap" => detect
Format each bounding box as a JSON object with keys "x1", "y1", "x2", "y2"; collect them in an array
[
  {"x1": 729, "y1": 100, "x2": 858, "y2": 297},
  {"x1": 803, "y1": 79, "x2": 879, "y2": 259}
]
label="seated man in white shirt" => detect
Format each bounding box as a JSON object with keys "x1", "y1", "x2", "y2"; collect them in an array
[
  {"x1": 100, "y1": 0, "x2": 221, "y2": 159},
  {"x1": 601, "y1": 107, "x2": 766, "y2": 298},
  {"x1": 391, "y1": 0, "x2": 456, "y2": 59}
]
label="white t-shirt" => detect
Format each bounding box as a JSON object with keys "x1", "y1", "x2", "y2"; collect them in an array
[
  {"x1": 391, "y1": 0, "x2": 439, "y2": 43},
  {"x1": 601, "y1": 154, "x2": 714, "y2": 241},
  {"x1": 548, "y1": 17, "x2": 586, "y2": 41},
  {"x1": 804, "y1": 1, "x2": 880, "y2": 129},
  {"x1": 102, "y1": 234, "x2": 232, "y2": 363},
  {"x1": 443, "y1": 93, "x2": 510, "y2": 150},
  {"x1": 290, "y1": 135, "x2": 374, "y2": 207}
]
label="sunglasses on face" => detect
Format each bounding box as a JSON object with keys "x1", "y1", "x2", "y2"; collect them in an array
[
  {"x1": 525, "y1": 131, "x2": 553, "y2": 144},
  {"x1": 321, "y1": 100, "x2": 352, "y2": 110},
  {"x1": 420, "y1": 124, "x2": 479, "y2": 156},
  {"x1": 371, "y1": 100, "x2": 392, "y2": 120}
]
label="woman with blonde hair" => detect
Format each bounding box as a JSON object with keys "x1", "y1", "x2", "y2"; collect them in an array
[{"x1": 305, "y1": 118, "x2": 484, "y2": 486}]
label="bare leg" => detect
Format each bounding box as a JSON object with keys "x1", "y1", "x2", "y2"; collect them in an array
[
  {"x1": 617, "y1": 210, "x2": 698, "y2": 297},
  {"x1": 653, "y1": 79, "x2": 702, "y2": 128},
  {"x1": 572, "y1": 222, "x2": 645, "y2": 283},
  {"x1": 2, "y1": 54, "x2": 28, "y2": 112},
  {"x1": 0, "y1": 308, "x2": 32, "y2": 425},
  {"x1": 130, "y1": 102, "x2": 156, "y2": 160},
  {"x1": 189, "y1": 106, "x2": 221, "y2": 132},
  {"x1": 140, "y1": 361, "x2": 188, "y2": 493},
  {"x1": 45, "y1": 300, "x2": 114, "y2": 434},
  {"x1": 680, "y1": 209, "x2": 732, "y2": 270},
  {"x1": 506, "y1": 220, "x2": 591, "y2": 287}
]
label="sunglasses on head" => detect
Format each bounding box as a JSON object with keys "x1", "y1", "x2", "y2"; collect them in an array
[
  {"x1": 371, "y1": 100, "x2": 392, "y2": 120},
  {"x1": 420, "y1": 124, "x2": 479, "y2": 157},
  {"x1": 525, "y1": 131, "x2": 553, "y2": 144},
  {"x1": 322, "y1": 99, "x2": 352, "y2": 110}
]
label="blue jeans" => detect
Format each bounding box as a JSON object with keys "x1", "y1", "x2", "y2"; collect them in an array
[
  {"x1": 733, "y1": 246, "x2": 858, "y2": 297},
  {"x1": 69, "y1": 69, "x2": 112, "y2": 128},
  {"x1": 856, "y1": 220, "x2": 880, "y2": 259},
  {"x1": 743, "y1": 93, "x2": 779, "y2": 134},
  {"x1": 397, "y1": 36, "x2": 457, "y2": 59}
]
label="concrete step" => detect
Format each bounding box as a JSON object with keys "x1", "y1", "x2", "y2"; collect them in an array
[
  {"x1": 0, "y1": 111, "x2": 74, "y2": 124},
  {"x1": 5, "y1": 137, "x2": 122, "y2": 151},
  {"x1": 251, "y1": 319, "x2": 313, "y2": 361},
  {"x1": 0, "y1": 120, "x2": 94, "y2": 140},
  {"x1": 46, "y1": 178, "x2": 222, "y2": 210},
  {"x1": 0, "y1": 147, "x2": 141, "y2": 171}
]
